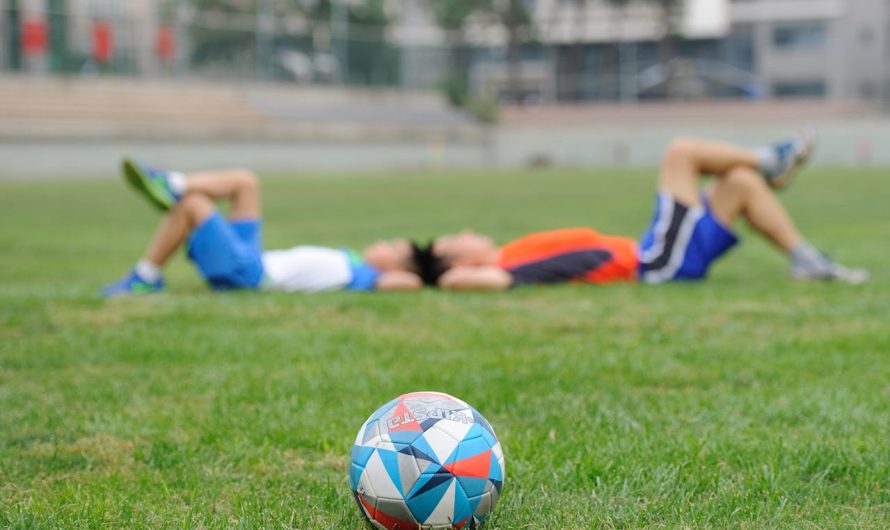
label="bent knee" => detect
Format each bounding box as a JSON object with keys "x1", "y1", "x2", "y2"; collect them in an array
[
  {"x1": 723, "y1": 166, "x2": 764, "y2": 190},
  {"x1": 663, "y1": 137, "x2": 700, "y2": 164},
  {"x1": 174, "y1": 193, "x2": 215, "y2": 225},
  {"x1": 235, "y1": 169, "x2": 260, "y2": 190},
  {"x1": 178, "y1": 192, "x2": 215, "y2": 218},
  {"x1": 179, "y1": 192, "x2": 212, "y2": 208}
]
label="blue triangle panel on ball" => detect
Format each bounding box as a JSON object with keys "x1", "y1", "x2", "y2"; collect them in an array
[{"x1": 406, "y1": 475, "x2": 454, "y2": 523}]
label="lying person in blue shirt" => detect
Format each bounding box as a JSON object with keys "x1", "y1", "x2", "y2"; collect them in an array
[{"x1": 102, "y1": 160, "x2": 423, "y2": 296}]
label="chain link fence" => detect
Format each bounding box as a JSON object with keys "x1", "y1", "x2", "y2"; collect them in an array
[
  {"x1": 2, "y1": 1, "x2": 887, "y2": 107},
  {"x1": 1, "y1": 4, "x2": 444, "y2": 87}
]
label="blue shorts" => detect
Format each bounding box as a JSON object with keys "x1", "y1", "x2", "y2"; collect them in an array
[
  {"x1": 638, "y1": 192, "x2": 738, "y2": 283},
  {"x1": 187, "y1": 213, "x2": 265, "y2": 290}
]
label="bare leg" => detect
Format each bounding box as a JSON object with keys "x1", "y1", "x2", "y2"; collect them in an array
[
  {"x1": 707, "y1": 166, "x2": 801, "y2": 251},
  {"x1": 659, "y1": 138, "x2": 760, "y2": 206},
  {"x1": 144, "y1": 194, "x2": 216, "y2": 267},
  {"x1": 653, "y1": 138, "x2": 867, "y2": 283},
  {"x1": 181, "y1": 169, "x2": 261, "y2": 220},
  {"x1": 105, "y1": 167, "x2": 271, "y2": 294}
]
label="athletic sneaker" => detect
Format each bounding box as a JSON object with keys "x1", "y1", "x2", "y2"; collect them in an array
[
  {"x1": 122, "y1": 158, "x2": 181, "y2": 211},
  {"x1": 101, "y1": 270, "x2": 165, "y2": 297},
  {"x1": 763, "y1": 130, "x2": 816, "y2": 190},
  {"x1": 790, "y1": 259, "x2": 870, "y2": 285}
]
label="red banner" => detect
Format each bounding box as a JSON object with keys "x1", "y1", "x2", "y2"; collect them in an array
[
  {"x1": 21, "y1": 18, "x2": 48, "y2": 55},
  {"x1": 93, "y1": 20, "x2": 114, "y2": 63},
  {"x1": 157, "y1": 25, "x2": 175, "y2": 62}
]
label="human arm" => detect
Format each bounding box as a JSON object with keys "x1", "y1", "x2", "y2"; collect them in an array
[
  {"x1": 438, "y1": 266, "x2": 514, "y2": 291},
  {"x1": 375, "y1": 271, "x2": 424, "y2": 291}
]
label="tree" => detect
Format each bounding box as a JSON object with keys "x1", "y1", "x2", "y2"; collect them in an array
[
  {"x1": 427, "y1": 0, "x2": 480, "y2": 36},
  {"x1": 187, "y1": 0, "x2": 257, "y2": 71},
  {"x1": 563, "y1": 0, "x2": 594, "y2": 101},
  {"x1": 616, "y1": 0, "x2": 682, "y2": 98},
  {"x1": 563, "y1": 0, "x2": 681, "y2": 101},
  {"x1": 431, "y1": 0, "x2": 534, "y2": 103},
  {"x1": 491, "y1": 0, "x2": 533, "y2": 103},
  {"x1": 427, "y1": 0, "x2": 487, "y2": 106},
  {"x1": 651, "y1": 0, "x2": 681, "y2": 82},
  {"x1": 427, "y1": 0, "x2": 478, "y2": 72},
  {"x1": 549, "y1": 0, "x2": 628, "y2": 101}
]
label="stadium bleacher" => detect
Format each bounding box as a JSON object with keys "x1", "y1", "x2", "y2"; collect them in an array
[
  {"x1": 0, "y1": 76, "x2": 482, "y2": 142},
  {"x1": 2, "y1": 76, "x2": 888, "y2": 178}
]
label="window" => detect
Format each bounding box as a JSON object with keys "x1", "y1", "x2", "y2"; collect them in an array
[
  {"x1": 859, "y1": 80, "x2": 878, "y2": 98},
  {"x1": 860, "y1": 27, "x2": 874, "y2": 46},
  {"x1": 773, "y1": 22, "x2": 828, "y2": 51},
  {"x1": 772, "y1": 80, "x2": 827, "y2": 98}
]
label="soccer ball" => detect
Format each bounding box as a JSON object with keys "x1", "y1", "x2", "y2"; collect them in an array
[{"x1": 349, "y1": 391, "x2": 505, "y2": 529}]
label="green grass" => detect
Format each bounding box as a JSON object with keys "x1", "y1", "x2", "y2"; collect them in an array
[{"x1": 1, "y1": 168, "x2": 888, "y2": 529}]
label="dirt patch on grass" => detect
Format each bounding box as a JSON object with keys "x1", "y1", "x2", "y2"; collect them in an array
[
  {"x1": 280, "y1": 449, "x2": 347, "y2": 474},
  {"x1": 49, "y1": 299, "x2": 174, "y2": 330},
  {"x1": 28, "y1": 433, "x2": 136, "y2": 469}
]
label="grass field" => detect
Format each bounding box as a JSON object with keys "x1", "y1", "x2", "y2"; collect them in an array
[{"x1": 1, "y1": 167, "x2": 888, "y2": 529}]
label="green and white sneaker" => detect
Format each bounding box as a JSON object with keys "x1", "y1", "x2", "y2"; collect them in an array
[
  {"x1": 101, "y1": 269, "x2": 165, "y2": 297},
  {"x1": 122, "y1": 159, "x2": 182, "y2": 211}
]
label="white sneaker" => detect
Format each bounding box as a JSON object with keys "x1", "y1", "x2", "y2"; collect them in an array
[{"x1": 791, "y1": 261, "x2": 870, "y2": 285}]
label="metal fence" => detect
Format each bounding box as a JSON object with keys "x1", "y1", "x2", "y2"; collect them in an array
[{"x1": 1, "y1": 4, "x2": 441, "y2": 85}]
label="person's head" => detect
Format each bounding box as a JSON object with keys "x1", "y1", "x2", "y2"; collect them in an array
[
  {"x1": 432, "y1": 230, "x2": 499, "y2": 269},
  {"x1": 365, "y1": 232, "x2": 499, "y2": 286},
  {"x1": 362, "y1": 238, "x2": 417, "y2": 273}
]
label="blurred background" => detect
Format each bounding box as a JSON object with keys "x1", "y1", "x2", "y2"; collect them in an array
[{"x1": 2, "y1": 0, "x2": 889, "y2": 178}]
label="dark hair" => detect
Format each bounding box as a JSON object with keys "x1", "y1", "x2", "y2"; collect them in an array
[{"x1": 410, "y1": 241, "x2": 448, "y2": 286}]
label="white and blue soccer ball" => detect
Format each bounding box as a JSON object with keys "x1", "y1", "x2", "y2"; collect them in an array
[{"x1": 349, "y1": 391, "x2": 505, "y2": 529}]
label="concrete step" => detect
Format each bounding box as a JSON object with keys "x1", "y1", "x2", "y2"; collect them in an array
[
  {"x1": 0, "y1": 102, "x2": 266, "y2": 118},
  {"x1": 501, "y1": 100, "x2": 880, "y2": 127},
  {"x1": 0, "y1": 118, "x2": 489, "y2": 143},
  {"x1": 0, "y1": 76, "x2": 480, "y2": 142}
]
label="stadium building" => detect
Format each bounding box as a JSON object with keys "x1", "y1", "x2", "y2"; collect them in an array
[
  {"x1": 401, "y1": 0, "x2": 890, "y2": 102},
  {"x1": 732, "y1": 0, "x2": 887, "y2": 100}
]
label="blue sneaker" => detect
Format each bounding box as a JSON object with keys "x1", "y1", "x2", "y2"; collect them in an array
[
  {"x1": 122, "y1": 158, "x2": 182, "y2": 211},
  {"x1": 101, "y1": 270, "x2": 165, "y2": 297},
  {"x1": 764, "y1": 130, "x2": 816, "y2": 190}
]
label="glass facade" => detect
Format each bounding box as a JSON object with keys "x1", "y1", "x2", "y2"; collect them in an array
[
  {"x1": 773, "y1": 80, "x2": 827, "y2": 98},
  {"x1": 773, "y1": 22, "x2": 828, "y2": 52}
]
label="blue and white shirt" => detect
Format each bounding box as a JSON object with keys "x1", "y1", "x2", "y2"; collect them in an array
[{"x1": 261, "y1": 246, "x2": 380, "y2": 293}]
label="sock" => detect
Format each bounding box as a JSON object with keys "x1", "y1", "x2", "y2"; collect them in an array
[
  {"x1": 789, "y1": 241, "x2": 831, "y2": 271},
  {"x1": 167, "y1": 171, "x2": 187, "y2": 196},
  {"x1": 135, "y1": 259, "x2": 162, "y2": 283},
  {"x1": 756, "y1": 146, "x2": 778, "y2": 177}
]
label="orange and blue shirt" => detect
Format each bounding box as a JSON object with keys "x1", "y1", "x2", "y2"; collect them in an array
[{"x1": 497, "y1": 228, "x2": 638, "y2": 286}]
